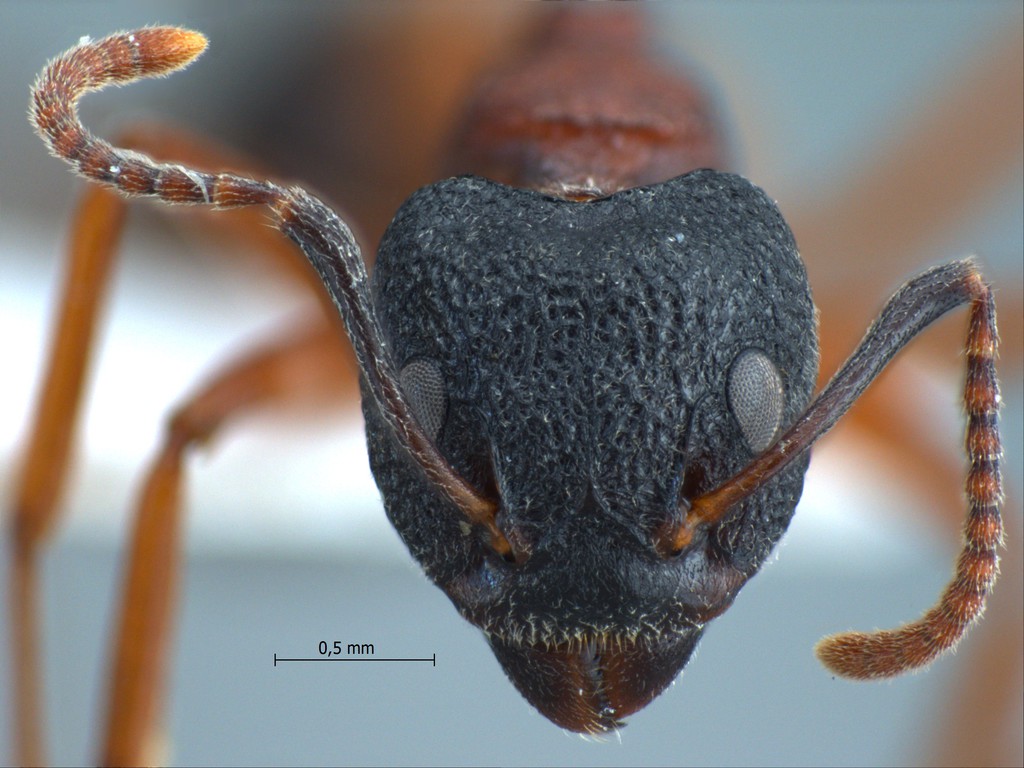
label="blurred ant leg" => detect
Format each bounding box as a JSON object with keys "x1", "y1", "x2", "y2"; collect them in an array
[
  {"x1": 9, "y1": 185, "x2": 125, "y2": 768},
  {"x1": 796, "y1": 28, "x2": 1023, "y2": 744},
  {"x1": 815, "y1": 315, "x2": 971, "y2": 530},
  {"x1": 112, "y1": 122, "x2": 356, "y2": 322},
  {"x1": 799, "y1": 21, "x2": 1022, "y2": 530},
  {"x1": 100, "y1": 322, "x2": 351, "y2": 767},
  {"x1": 925, "y1": 505, "x2": 1023, "y2": 766},
  {"x1": 12, "y1": 121, "x2": 340, "y2": 553},
  {"x1": 791, "y1": 22, "x2": 1020, "y2": 520},
  {"x1": 8, "y1": 122, "x2": 358, "y2": 765},
  {"x1": 793, "y1": 23, "x2": 1022, "y2": 301}
]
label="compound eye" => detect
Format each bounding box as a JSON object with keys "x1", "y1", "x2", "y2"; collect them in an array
[
  {"x1": 399, "y1": 358, "x2": 447, "y2": 442},
  {"x1": 727, "y1": 349, "x2": 784, "y2": 454}
]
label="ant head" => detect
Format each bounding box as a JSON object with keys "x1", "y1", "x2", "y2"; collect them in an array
[{"x1": 364, "y1": 170, "x2": 818, "y2": 730}]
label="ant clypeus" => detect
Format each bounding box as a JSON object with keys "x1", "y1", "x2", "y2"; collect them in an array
[{"x1": 4, "y1": 3, "x2": 1019, "y2": 765}]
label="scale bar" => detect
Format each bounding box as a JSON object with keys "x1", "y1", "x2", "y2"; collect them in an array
[{"x1": 275, "y1": 653, "x2": 436, "y2": 666}]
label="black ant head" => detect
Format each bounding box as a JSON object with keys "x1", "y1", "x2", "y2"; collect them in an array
[{"x1": 364, "y1": 170, "x2": 817, "y2": 732}]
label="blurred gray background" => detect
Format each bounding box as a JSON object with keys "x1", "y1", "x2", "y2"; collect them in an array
[{"x1": 1, "y1": 2, "x2": 1021, "y2": 766}]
